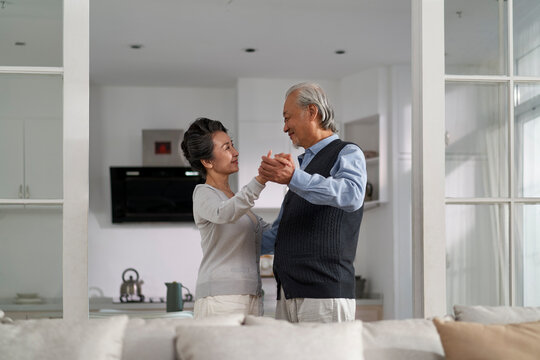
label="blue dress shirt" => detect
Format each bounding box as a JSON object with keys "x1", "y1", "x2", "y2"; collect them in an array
[{"x1": 261, "y1": 134, "x2": 367, "y2": 254}]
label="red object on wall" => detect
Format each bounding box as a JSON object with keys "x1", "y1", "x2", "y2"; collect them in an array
[{"x1": 155, "y1": 142, "x2": 171, "y2": 154}]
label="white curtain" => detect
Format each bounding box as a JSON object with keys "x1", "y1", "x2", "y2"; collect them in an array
[
  {"x1": 446, "y1": 83, "x2": 508, "y2": 308},
  {"x1": 483, "y1": 116, "x2": 509, "y2": 305}
]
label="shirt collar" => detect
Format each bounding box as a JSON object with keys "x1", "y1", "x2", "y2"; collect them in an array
[
  {"x1": 298, "y1": 134, "x2": 339, "y2": 165},
  {"x1": 305, "y1": 133, "x2": 339, "y2": 156}
]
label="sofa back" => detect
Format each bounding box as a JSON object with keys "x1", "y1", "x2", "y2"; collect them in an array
[
  {"x1": 363, "y1": 319, "x2": 444, "y2": 360},
  {"x1": 454, "y1": 305, "x2": 540, "y2": 325},
  {"x1": 120, "y1": 316, "x2": 445, "y2": 360},
  {"x1": 122, "y1": 314, "x2": 245, "y2": 360}
]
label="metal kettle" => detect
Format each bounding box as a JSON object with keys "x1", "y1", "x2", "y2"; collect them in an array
[{"x1": 120, "y1": 268, "x2": 145, "y2": 302}]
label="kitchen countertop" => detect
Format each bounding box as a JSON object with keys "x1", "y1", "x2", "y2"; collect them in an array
[
  {"x1": 355, "y1": 293, "x2": 383, "y2": 306},
  {"x1": 0, "y1": 297, "x2": 194, "y2": 312},
  {"x1": 1, "y1": 295, "x2": 382, "y2": 312}
]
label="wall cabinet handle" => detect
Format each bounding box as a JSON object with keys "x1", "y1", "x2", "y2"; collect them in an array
[
  {"x1": 25, "y1": 185, "x2": 30, "y2": 199},
  {"x1": 19, "y1": 185, "x2": 23, "y2": 198}
]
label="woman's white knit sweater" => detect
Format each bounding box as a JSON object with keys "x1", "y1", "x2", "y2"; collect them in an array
[{"x1": 192, "y1": 177, "x2": 270, "y2": 300}]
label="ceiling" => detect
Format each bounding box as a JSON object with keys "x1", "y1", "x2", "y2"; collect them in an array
[
  {"x1": 89, "y1": 0, "x2": 411, "y2": 87},
  {"x1": 6, "y1": 1, "x2": 533, "y2": 88}
]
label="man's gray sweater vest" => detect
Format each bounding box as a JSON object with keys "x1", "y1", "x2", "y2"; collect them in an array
[{"x1": 274, "y1": 139, "x2": 364, "y2": 300}]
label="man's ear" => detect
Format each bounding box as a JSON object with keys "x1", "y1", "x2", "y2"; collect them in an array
[
  {"x1": 201, "y1": 159, "x2": 213, "y2": 169},
  {"x1": 307, "y1": 104, "x2": 319, "y2": 122}
]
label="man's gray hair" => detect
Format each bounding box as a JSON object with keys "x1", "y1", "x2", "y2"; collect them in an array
[{"x1": 286, "y1": 82, "x2": 337, "y2": 133}]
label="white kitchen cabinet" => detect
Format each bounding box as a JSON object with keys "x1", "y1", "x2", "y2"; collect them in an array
[
  {"x1": 0, "y1": 205, "x2": 63, "y2": 299},
  {"x1": 0, "y1": 119, "x2": 24, "y2": 198},
  {"x1": 0, "y1": 117, "x2": 62, "y2": 199}
]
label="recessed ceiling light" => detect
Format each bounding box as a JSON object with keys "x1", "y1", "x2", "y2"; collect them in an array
[
  {"x1": 130, "y1": 44, "x2": 143, "y2": 49},
  {"x1": 335, "y1": 50, "x2": 346, "y2": 55},
  {"x1": 244, "y1": 48, "x2": 256, "y2": 53},
  {"x1": 14, "y1": 41, "x2": 26, "y2": 46}
]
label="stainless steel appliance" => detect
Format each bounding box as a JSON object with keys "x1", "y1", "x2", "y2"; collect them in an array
[{"x1": 120, "y1": 268, "x2": 145, "y2": 302}]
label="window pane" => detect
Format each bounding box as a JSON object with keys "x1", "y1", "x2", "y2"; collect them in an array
[
  {"x1": 446, "y1": 204, "x2": 509, "y2": 313},
  {"x1": 514, "y1": 204, "x2": 540, "y2": 306},
  {"x1": 0, "y1": 74, "x2": 63, "y2": 199},
  {"x1": 0, "y1": 205, "x2": 63, "y2": 319},
  {"x1": 445, "y1": 82, "x2": 508, "y2": 198},
  {"x1": 514, "y1": 0, "x2": 540, "y2": 76},
  {"x1": 515, "y1": 83, "x2": 540, "y2": 198},
  {"x1": 445, "y1": 0, "x2": 508, "y2": 75},
  {"x1": 0, "y1": 0, "x2": 62, "y2": 67}
]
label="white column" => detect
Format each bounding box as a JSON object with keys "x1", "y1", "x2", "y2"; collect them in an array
[
  {"x1": 411, "y1": 0, "x2": 447, "y2": 318},
  {"x1": 63, "y1": 0, "x2": 90, "y2": 321}
]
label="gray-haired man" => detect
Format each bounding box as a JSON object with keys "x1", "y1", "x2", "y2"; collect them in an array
[{"x1": 259, "y1": 82, "x2": 367, "y2": 323}]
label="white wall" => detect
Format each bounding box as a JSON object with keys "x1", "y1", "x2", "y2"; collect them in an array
[{"x1": 88, "y1": 85, "x2": 236, "y2": 299}]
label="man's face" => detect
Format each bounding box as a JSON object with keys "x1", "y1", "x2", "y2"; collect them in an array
[{"x1": 282, "y1": 91, "x2": 312, "y2": 148}]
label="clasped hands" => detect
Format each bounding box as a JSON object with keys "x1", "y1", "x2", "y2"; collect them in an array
[{"x1": 257, "y1": 150, "x2": 295, "y2": 185}]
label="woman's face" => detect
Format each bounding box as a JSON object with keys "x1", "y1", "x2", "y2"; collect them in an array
[{"x1": 209, "y1": 131, "x2": 239, "y2": 175}]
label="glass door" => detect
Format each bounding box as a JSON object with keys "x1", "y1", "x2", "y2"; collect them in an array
[{"x1": 444, "y1": 0, "x2": 540, "y2": 311}]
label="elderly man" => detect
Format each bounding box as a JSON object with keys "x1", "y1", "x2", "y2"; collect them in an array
[{"x1": 259, "y1": 82, "x2": 367, "y2": 323}]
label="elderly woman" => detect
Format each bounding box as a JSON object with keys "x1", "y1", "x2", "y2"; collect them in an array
[{"x1": 181, "y1": 117, "x2": 271, "y2": 319}]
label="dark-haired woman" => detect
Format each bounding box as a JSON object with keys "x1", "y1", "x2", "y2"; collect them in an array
[{"x1": 181, "y1": 117, "x2": 271, "y2": 319}]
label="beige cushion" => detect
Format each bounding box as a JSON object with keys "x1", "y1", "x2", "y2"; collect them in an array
[
  {"x1": 433, "y1": 317, "x2": 540, "y2": 360},
  {"x1": 454, "y1": 305, "x2": 540, "y2": 324},
  {"x1": 362, "y1": 319, "x2": 445, "y2": 360},
  {"x1": 123, "y1": 314, "x2": 245, "y2": 360},
  {"x1": 247, "y1": 316, "x2": 429, "y2": 359},
  {"x1": 246, "y1": 316, "x2": 444, "y2": 360},
  {"x1": 175, "y1": 317, "x2": 364, "y2": 360},
  {"x1": 0, "y1": 315, "x2": 128, "y2": 360}
]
